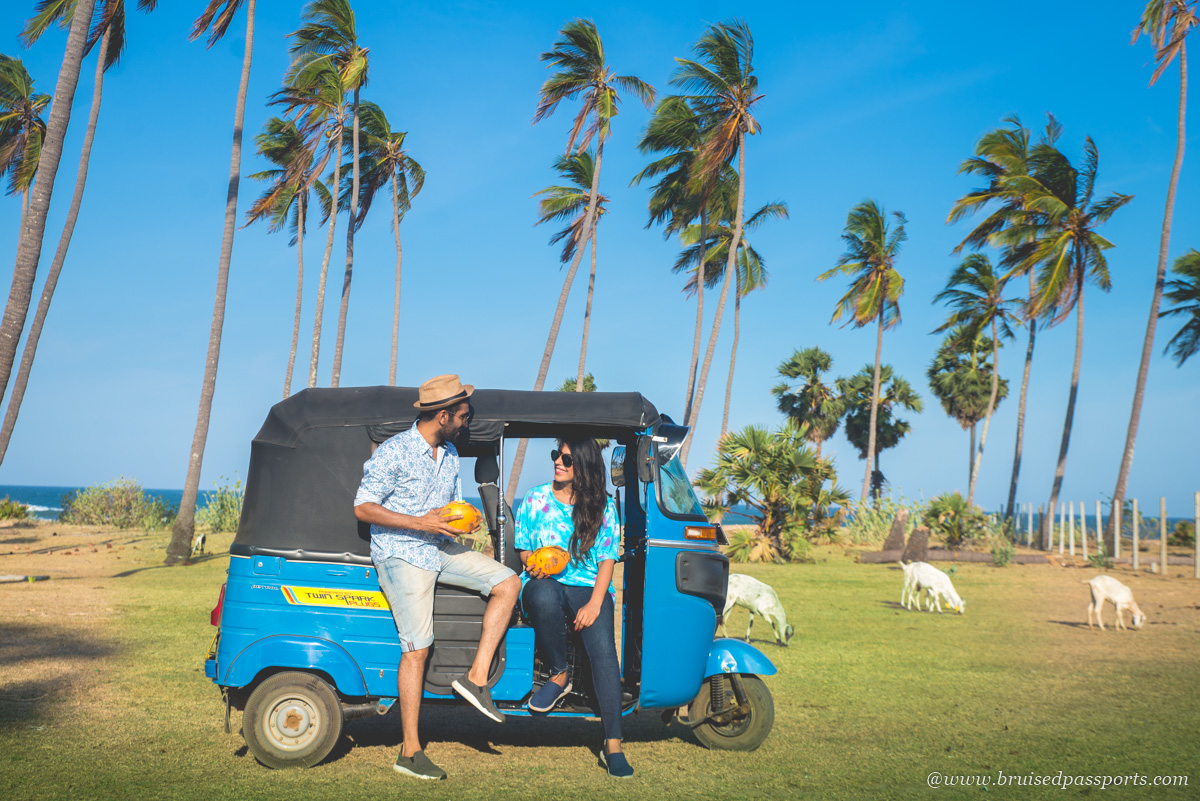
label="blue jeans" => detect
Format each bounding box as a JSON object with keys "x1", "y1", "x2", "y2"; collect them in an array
[{"x1": 520, "y1": 578, "x2": 622, "y2": 741}]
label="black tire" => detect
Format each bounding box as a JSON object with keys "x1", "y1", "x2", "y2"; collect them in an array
[
  {"x1": 688, "y1": 673, "x2": 774, "y2": 752},
  {"x1": 243, "y1": 672, "x2": 344, "y2": 769}
]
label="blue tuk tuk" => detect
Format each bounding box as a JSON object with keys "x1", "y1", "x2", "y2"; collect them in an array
[{"x1": 205, "y1": 387, "x2": 777, "y2": 768}]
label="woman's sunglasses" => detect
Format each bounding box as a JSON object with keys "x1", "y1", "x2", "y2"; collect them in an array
[{"x1": 550, "y1": 449, "x2": 574, "y2": 468}]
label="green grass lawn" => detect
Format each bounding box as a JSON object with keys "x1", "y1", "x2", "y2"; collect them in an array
[{"x1": 2, "y1": 535, "x2": 1198, "y2": 800}]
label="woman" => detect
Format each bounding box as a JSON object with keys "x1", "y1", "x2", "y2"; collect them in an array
[{"x1": 515, "y1": 437, "x2": 632, "y2": 779}]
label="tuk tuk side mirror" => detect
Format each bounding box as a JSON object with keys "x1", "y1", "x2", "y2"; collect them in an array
[
  {"x1": 610, "y1": 445, "x2": 627, "y2": 488},
  {"x1": 636, "y1": 436, "x2": 654, "y2": 484}
]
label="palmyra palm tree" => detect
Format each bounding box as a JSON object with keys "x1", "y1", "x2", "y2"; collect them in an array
[
  {"x1": 0, "y1": 0, "x2": 157, "y2": 468},
  {"x1": 245, "y1": 116, "x2": 332, "y2": 399},
  {"x1": 1160, "y1": 248, "x2": 1200, "y2": 365},
  {"x1": 671, "y1": 19, "x2": 762, "y2": 467},
  {"x1": 997, "y1": 131, "x2": 1132, "y2": 547},
  {"x1": 933, "y1": 253, "x2": 1019, "y2": 506},
  {"x1": 167, "y1": 0, "x2": 257, "y2": 565},
  {"x1": 838, "y1": 364, "x2": 923, "y2": 504},
  {"x1": 506, "y1": 18, "x2": 653, "y2": 500},
  {"x1": 1112, "y1": 0, "x2": 1197, "y2": 523},
  {"x1": 344, "y1": 102, "x2": 423, "y2": 386},
  {"x1": 818, "y1": 199, "x2": 906, "y2": 503},
  {"x1": 772, "y1": 347, "x2": 845, "y2": 457},
  {"x1": 290, "y1": 0, "x2": 368, "y2": 388},
  {"x1": 0, "y1": 54, "x2": 49, "y2": 226},
  {"x1": 0, "y1": 0, "x2": 97, "y2": 424}
]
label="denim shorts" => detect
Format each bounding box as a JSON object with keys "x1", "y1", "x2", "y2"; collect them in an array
[{"x1": 375, "y1": 540, "x2": 516, "y2": 652}]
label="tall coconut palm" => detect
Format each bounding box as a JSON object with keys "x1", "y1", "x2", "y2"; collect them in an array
[
  {"x1": 245, "y1": 116, "x2": 332, "y2": 399},
  {"x1": 927, "y1": 328, "x2": 1008, "y2": 490},
  {"x1": 0, "y1": 0, "x2": 158, "y2": 468},
  {"x1": 671, "y1": 19, "x2": 762, "y2": 467},
  {"x1": 0, "y1": 0, "x2": 96, "y2": 415},
  {"x1": 0, "y1": 54, "x2": 49, "y2": 225},
  {"x1": 817, "y1": 199, "x2": 906, "y2": 503},
  {"x1": 289, "y1": 0, "x2": 368, "y2": 388},
  {"x1": 1112, "y1": 0, "x2": 1197, "y2": 523},
  {"x1": 997, "y1": 134, "x2": 1132, "y2": 547},
  {"x1": 1160, "y1": 248, "x2": 1200, "y2": 365},
  {"x1": 506, "y1": 18, "x2": 654, "y2": 500},
  {"x1": 343, "y1": 102, "x2": 423, "y2": 385},
  {"x1": 838, "y1": 365, "x2": 923, "y2": 504},
  {"x1": 166, "y1": 0, "x2": 257, "y2": 565},
  {"x1": 933, "y1": 253, "x2": 1018, "y2": 506},
  {"x1": 947, "y1": 115, "x2": 1036, "y2": 521},
  {"x1": 772, "y1": 347, "x2": 845, "y2": 457}
]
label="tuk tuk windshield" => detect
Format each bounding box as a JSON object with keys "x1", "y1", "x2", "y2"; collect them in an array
[{"x1": 657, "y1": 453, "x2": 705, "y2": 519}]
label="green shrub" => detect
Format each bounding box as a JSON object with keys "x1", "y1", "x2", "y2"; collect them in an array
[
  {"x1": 923, "y1": 492, "x2": 988, "y2": 548},
  {"x1": 990, "y1": 537, "x2": 1015, "y2": 567},
  {"x1": 1169, "y1": 520, "x2": 1195, "y2": 546},
  {"x1": 0, "y1": 495, "x2": 29, "y2": 520},
  {"x1": 725, "y1": 527, "x2": 782, "y2": 564},
  {"x1": 839, "y1": 496, "x2": 921, "y2": 546},
  {"x1": 196, "y1": 476, "x2": 244, "y2": 533},
  {"x1": 60, "y1": 478, "x2": 175, "y2": 529},
  {"x1": 1088, "y1": 543, "x2": 1113, "y2": 570}
]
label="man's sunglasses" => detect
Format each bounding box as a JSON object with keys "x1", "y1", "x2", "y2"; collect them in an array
[{"x1": 550, "y1": 449, "x2": 574, "y2": 468}]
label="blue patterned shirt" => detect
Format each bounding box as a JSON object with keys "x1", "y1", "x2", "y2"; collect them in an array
[
  {"x1": 514, "y1": 483, "x2": 620, "y2": 594},
  {"x1": 354, "y1": 424, "x2": 462, "y2": 571}
]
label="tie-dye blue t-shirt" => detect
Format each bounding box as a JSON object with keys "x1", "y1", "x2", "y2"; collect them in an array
[{"x1": 514, "y1": 483, "x2": 620, "y2": 593}]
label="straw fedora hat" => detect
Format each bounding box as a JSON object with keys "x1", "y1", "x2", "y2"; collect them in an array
[{"x1": 413, "y1": 374, "x2": 474, "y2": 412}]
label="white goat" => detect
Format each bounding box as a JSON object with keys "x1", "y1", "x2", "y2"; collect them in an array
[
  {"x1": 904, "y1": 562, "x2": 965, "y2": 614},
  {"x1": 1084, "y1": 575, "x2": 1145, "y2": 631},
  {"x1": 721, "y1": 574, "x2": 794, "y2": 646}
]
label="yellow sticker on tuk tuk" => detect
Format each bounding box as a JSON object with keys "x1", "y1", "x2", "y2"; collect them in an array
[{"x1": 280, "y1": 585, "x2": 391, "y2": 610}]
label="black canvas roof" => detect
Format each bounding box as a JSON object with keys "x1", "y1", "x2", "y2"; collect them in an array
[{"x1": 233, "y1": 387, "x2": 660, "y2": 562}]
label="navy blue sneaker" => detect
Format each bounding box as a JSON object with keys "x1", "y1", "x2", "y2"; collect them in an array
[
  {"x1": 599, "y1": 744, "x2": 634, "y2": 779},
  {"x1": 527, "y1": 679, "x2": 572, "y2": 712}
]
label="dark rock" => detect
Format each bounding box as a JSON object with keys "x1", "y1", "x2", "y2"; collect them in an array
[
  {"x1": 881, "y1": 509, "x2": 909, "y2": 551},
  {"x1": 901, "y1": 526, "x2": 929, "y2": 563}
]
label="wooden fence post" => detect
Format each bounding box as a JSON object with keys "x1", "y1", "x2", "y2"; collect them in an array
[
  {"x1": 1080, "y1": 500, "x2": 1088, "y2": 560},
  {"x1": 1095, "y1": 500, "x2": 1103, "y2": 558},
  {"x1": 1059, "y1": 501, "x2": 1066, "y2": 554},
  {"x1": 1068, "y1": 501, "x2": 1076, "y2": 556},
  {"x1": 1160, "y1": 497, "x2": 1168, "y2": 576},
  {"x1": 1039, "y1": 504, "x2": 1046, "y2": 550},
  {"x1": 1027, "y1": 503, "x2": 1033, "y2": 546},
  {"x1": 1114, "y1": 503, "x2": 1122, "y2": 560},
  {"x1": 1132, "y1": 498, "x2": 1140, "y2": 570},
  {"x1": 1194, "y1": 492, "x2": 1199, "y2": 579}
]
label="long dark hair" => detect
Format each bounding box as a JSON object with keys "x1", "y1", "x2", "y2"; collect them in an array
[{"x1": 560, "y1": 437, "x2": 607, "y2": 560}]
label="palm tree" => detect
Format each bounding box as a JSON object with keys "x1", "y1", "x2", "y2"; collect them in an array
[
  {"x1": 289, "y1": 0, "x2": 368, "y2": 388},
  {"x1": 927, "y1": 328, "x2": 1008, "y2": 491},
  {"x1": 0, "y1": 1, "x2": 157, "y2": 468},
  {"x1": 933, "y1": 253, "x2": 1019, "y2": 506},
  {"x1": 947, "y1": 115, "x2": 1036, "y2": 522},
  {"x1": 533, "y1": 149, "x2": 608, "y2": 392},
  {"x1": 997, "y1": 132, "x2": 1133, "y2": 547},
  {"x1": 245, "y1": 116, "x2": 332, "y2": 399},
  {"x1": 1160, "y1": 248, "x2": 1200, "y2": 365},
  {"x1": 817, "y1": 199, "x2": 906, "y2": 503},
  {"x1": 1112, "y1": 1, "x2": 1197, "y2": 522},
  {"x1": 0, "y1": 0, "x2": 97, "y2": 414},
  {"x1": 837, "y1": 365, "x2": 923, "y2": 504},
  {"x1": 0, "y1": 55, "x2": 49, "y2": 225},
  {"x1": 506, "y1": 18, "x2": 653, "y2": 500},
  {"x1": 772, "y1": 347, "x2": 845, "y2": 457},
  {"x1": 344, "y1": 102, "x2": 423, "y2": 386},
  {"x1": 166, "y1": 0, "x2": 257, "y2": 565},
  {"x1": 671, "y1": 19, "x2": 762, "y2": 467}
]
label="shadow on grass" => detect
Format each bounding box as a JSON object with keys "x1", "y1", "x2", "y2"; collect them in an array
[
  {"x1": 0, "y1": 620, "x2": 115, "y2": 729},
  {"x1": 110, "y1": 551, "x2": 226, "y2": 579},
  {"x1": 0, "y1": 536, "x2": 39, "y2": 545}
]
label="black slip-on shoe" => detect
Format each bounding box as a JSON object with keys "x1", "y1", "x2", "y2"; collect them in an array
[
  {"x1": 527, "y1": 679, "x2": 572, "y2": 712},
  {"x1": 393, "y1": 750, "x2": 447, "y2": 780},
  {"x1": 599, "y1": 745, "x2": 634, "y2": 779},
  {"x1": 451, "y1": 674, "x2": 505, "y2": 723}
]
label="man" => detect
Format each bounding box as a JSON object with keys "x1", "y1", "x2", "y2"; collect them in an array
[{"x1": 354, "y1": 375, "x2": 520, "y2": 780}]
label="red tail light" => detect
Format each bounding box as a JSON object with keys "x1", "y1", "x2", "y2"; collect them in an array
[{"x1": 211, "y1": 583, "x2": 226, "y2": 626}]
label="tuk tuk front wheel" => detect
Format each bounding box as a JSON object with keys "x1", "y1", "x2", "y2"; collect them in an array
[
  {"x1": 688, "y1": 673, "x2": 774, "y2": 752},
  {"x1": 243, "y1": 671, "x2": 344, "y2": 769}
]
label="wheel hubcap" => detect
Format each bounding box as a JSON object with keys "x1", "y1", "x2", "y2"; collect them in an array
[{"x1": 265, "y1": 696, "x2": 320, "y2": 751}]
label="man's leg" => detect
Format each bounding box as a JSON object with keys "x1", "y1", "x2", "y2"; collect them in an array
[
  {"x1": 397, "y1": 647, "x2": 429, "y2": 757},
  {"x1": 467, "y1": 574, "x2": 520, "y2": 686}
]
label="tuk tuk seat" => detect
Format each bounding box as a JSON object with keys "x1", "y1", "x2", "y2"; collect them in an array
[{"x1": 474, "y1": 455, "x2": 523, "y2": 575}]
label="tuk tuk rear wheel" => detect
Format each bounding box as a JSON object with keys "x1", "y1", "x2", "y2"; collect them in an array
[
  {"x1": 688, "y1": 673, "x2": 774, "y2": 752},
  {"x1": 243, "y1": 671, "x2": 344, "y2": 769}
]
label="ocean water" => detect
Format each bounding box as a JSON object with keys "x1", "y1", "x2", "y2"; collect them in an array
[{"x1": 0, "y1": 485, "x2": 207, "y2": 521}]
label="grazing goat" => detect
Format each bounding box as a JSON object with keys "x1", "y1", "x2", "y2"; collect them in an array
[
  {"x1": 190, "y1": 530, "x2": 207, "y2": 558},
  {"x1": 903, "y1": 561, "x2": 965, "y2": 614},
  {"x1": 1084, "y1": 575, "x2": 1145, "y2": 631},
  {"x1": 721, "y1": 574, "x2": 794, "y2": 646}
]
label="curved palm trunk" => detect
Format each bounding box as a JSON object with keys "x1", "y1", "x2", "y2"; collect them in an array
[
  {"x1": 968, "y1": 422, "x2": 976, "y2": 489},
  {"x1": 308, "y1": 123, "x2": 343, "y2": 387},
  {"x1": 1044, "y1": 266, "x2": 1085, "y2": 549},
  {"x1": 967, "y1": 318, "x2": 1002, "y2": 506},
  {"x1": 683, "y1": 205, "x2": 707, "y2": 420},
  {"x1": 862, "y1": 306, "x2": 884, "y2": 503},
  {"x1": 389, "y1": 173, "x2": 403, "y2": 386},
  {"x1": 1005, "y1": 271, "x2": 1037, "y2": 521},
  {"x1": 283, "y1": 190, "x2": 304, "y2": 399},
  {"x1": 331, "y1": 87, "x2": 362, "y2": 387},
  {"x1": 0, "y1": 0, "x2": 97, "y2": 403},
  {"x1": 681, "y1": 134, "x2": 746, "y2": 468},
  {"x1": 575, "y1": 224, "x2": 596, "y2": 391},
  {"x1": 720, "y1": 267, "x2": 741, "y2": 440},
  {"x1": 1112, "y1": 43, "x2": 1188, "y2": 521},
  {"x1": 0, "y1": 24, "x2": 112, "y2": 467},
  {"x1": 506, "y1": 141, "x2": 604, "y2": 500},
  {"x1": 167, "y1": 0, "x2": 256, "y2": 564}
]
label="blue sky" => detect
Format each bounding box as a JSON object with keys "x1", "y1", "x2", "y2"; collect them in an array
[{"x1": 0, "y1": 1, "x2": 1196, "y2": 514}]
